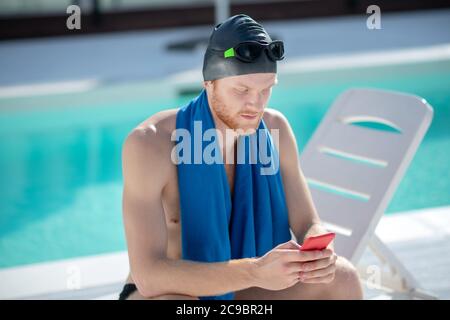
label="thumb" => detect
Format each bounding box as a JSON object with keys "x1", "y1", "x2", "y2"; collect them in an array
[{"x1": 276, "y1": 240, "x2": 301, "y2": 250}]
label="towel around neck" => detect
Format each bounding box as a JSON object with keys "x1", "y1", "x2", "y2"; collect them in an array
[{"x1": 175, "y1": 89, "x2": 291, "y2": 300}]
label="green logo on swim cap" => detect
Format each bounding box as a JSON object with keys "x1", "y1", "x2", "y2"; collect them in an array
[{"x1": 224, "y1": 47, "x2": 235, "y2": 58}]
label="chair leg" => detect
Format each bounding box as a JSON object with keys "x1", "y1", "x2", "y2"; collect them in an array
[{"x1": 357, "y1": 234, "x2": 438, "y2": 300}]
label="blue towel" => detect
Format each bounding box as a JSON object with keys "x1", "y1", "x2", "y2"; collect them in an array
[{"x1": 175, "y1": 89, "x2": 291, "y2": 300}]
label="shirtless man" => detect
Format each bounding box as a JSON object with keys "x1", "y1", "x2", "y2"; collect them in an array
[{"x1": 120, "y1": 14, "x2": 363, "y2": 300}]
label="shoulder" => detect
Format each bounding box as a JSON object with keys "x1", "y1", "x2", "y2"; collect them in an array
[
  {"x1": 122, "y1": 108, "x2": 179, "y2": 182},
  {"x1": 263, "y1": 108, "x2": 299, "y2": 167},
  {"x1": 263, "y1": 108, "x2": 291, "y2": 132},
  {"x1": 263, "y1": 108, "x2": 295, "y2": 144},
  {"x1": 123, "y1": 108, "x2": 178, "y2": 155}
]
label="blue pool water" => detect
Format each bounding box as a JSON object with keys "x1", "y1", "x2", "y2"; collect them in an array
[{"x1": 0, "y1": 60, "x2": 449, "y2": 268}]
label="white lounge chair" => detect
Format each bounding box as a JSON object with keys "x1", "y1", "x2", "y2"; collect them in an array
[{"x1": 299, "y1": 88, "x2": 436, "y2": 299}]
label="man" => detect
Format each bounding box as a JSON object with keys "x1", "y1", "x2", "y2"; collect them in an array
[{"x1": 120, "y1": 14, "x2": 363, "y2": 300}]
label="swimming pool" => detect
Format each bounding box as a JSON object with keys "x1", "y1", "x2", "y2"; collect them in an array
[{"x1": 0, "y1": 58, "x2": 449, "y2": 269}]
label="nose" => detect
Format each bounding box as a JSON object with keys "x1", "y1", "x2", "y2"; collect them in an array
[{"x1": 245, "y1": 91, "x2": 264, "y2": 111}]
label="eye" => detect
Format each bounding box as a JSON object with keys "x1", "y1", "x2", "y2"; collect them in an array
[{"x1": 235, "y1": 87, "x2": 248, "y2": 94}]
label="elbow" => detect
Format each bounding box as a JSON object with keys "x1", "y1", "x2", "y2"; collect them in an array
[
  {"x1": 132, "y1": 261, "x2": 167, "y2": 298},
  {"x1": 133, "y1": 279, "x2": 156, "y2": 299}
]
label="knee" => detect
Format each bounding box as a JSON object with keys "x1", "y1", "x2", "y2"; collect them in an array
[{"x1": 331, "y1": 257, "x2": 363, "y2": 300}]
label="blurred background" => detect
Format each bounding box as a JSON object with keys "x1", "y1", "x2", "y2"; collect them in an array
[{"x1": 0, "y1": 0, "x2": 449, "y2": 299}]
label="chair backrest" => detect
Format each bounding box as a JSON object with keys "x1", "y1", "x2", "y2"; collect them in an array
[{"x1": 299, "y1": 88, "x2": 433, "y2": 263}]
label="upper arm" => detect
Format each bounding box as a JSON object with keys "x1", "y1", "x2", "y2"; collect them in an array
[
  {"x1": 121, "y1": 127, "x2": 170, "y2": 291},
  {"x1": 266, "y1": 109, "x2": 321, "y2": 242}
]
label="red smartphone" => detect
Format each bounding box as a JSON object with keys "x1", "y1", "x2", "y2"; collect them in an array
[{"x1": 300, "y1": 232, "x2": 335, "y2": 251}]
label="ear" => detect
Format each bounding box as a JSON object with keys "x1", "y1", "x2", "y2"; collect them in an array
[{"x1": 203, "y1": 80, "x2": 214, "y2": 89}]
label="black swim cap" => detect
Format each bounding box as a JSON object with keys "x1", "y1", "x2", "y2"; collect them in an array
[{"x1": 202, "y1": 14, "x2": 278, "y2": 81}]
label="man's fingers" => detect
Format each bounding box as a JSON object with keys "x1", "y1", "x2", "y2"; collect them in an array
[
  {"x1": 299, "y1": 248, "x2": 333, "y2": 257},
  {"x1": 298, "y1": 254, "x2": 337, "y2": 271},
  {"x1": 298, "y1": 249, "x2": 332, "y2": 262},
  {"x1": 299, "y1": 263, "x2": 336, "y2": 280},
  {"x1": 300, "y1": 272, "x2": 335, "y2": 284},
  {"x1": 287, "y1": 258, "x2": 329, "y2": 273},
  {"x1": 279, "y1": 249, "x2": 324, "y2": 263},
  {"x1": 288, "y1": 255, "x2": 336, "y2": 274},
  {"x1": 279, "y1": 248, "x2": 334, "y2": 263}
]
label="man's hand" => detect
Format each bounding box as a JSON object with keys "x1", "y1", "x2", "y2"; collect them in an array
[
  {"x1": 252, "y1": 240, "x2": 331, "y2": 291},
  {"x1": 297, "y1": 246, "x2": 337, "y2": 284},
  {"x1": 252, "y1": 239, "x2": 338, "y2": 291}
]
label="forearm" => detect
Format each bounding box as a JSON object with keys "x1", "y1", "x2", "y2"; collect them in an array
[{"x1": 140, "y1": 257, "x2": 258, "y2": 298}]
